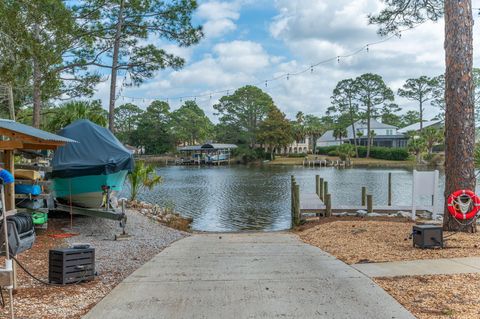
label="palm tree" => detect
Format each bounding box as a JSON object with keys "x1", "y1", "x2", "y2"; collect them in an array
[
  {"x1": 128, "y1": 161, "x2": 162, "y2": 201},
  {"x1": 333, "y1": 127, "x2": 347, "y2": 141},
  {"x1": 421, "y1": 127, "x2": 444, "y2": 154},
  {"x1": 408, "y1": 137, "x2": 426, "y2": 163},
  {"x1": 46, "y1": 100, "x2": 108, "y2": 132}
]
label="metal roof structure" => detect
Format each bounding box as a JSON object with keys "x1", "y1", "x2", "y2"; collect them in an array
[
  {"x1": 0, "y1": 119, "x2": 77, "y2": 145},
  {"x1": 397, "y1": 120, "x2": 443, "y2": 134},
  {"x1": 178, "y1": 143, "x2": 238, "y2": 152}
]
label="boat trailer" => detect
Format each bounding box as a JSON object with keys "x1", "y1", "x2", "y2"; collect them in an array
[{"x1": 54, "y1": 188, "x2": 130, "y2": 240}]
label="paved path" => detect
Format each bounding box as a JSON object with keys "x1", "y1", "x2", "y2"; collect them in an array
[
  {"x1": 353, "y1": 256, "x2": 480, "y2": 278},
  {"x1": 84, "y1": 233, "x2": 413, "y2": 319}
]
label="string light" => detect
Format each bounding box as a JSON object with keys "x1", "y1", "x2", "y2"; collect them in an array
[{"x1": 119, "y1": 25, "x2": 419, "y2": 103}]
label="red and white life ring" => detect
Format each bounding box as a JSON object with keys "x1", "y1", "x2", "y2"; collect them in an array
[{"x1": 447, "y1": 189, "x2": 480, "y2": 220}]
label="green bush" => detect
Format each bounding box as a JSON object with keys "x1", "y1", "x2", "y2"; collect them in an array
[
  {"x1": 287, "y1": 152, "x2": 307, "y2": 158},
  {"x1": 315, "y1": 145, "x2": 408, "y2": 161},
  {"x1": 316, "y1": 146, "x2": 339, "y2": 155}
]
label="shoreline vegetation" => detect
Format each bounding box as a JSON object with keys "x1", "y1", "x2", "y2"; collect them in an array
[{"x1": 135, "y1": 153, "x2": 425, "y2": 168}]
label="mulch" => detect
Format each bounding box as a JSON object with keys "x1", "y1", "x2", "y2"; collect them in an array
[{"x1": 296, "y1": 217, "x2": 480, "y2": 264}]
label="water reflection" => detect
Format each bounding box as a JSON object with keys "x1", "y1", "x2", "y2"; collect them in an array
[{"x1": 130, "y1": 165, "x2": 477, "y2": 232}]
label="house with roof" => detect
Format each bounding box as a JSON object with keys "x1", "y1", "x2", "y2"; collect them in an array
[
  {"x1": 397, "y1": 120, "x2": 443, "y2": 135},
  {"x1": 317, "y1": 119, "x2": 409, "y2": 148}
]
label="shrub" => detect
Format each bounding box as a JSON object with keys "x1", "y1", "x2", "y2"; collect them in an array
[
  {"x1": 316, "y1": 146, "x2": 339, "y2": 155},
  {"x1": 287, "y1": 152, "x2": 307, "y2": 158},
  {"x1": 316, "y1": 145, "x2": 408, "y2": 161}
]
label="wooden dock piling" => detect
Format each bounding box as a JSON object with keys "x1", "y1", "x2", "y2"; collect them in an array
[
  {"x1": 324, "y1": 181, "x2": 328, "y2": 199},
  {"x1": 319, "y1": 178, "x2": 324, "y2": 201},
  {"x1": 325, "y1": 194, "x2": 331, "y2": 217},
  {"x1": 294, "y1": 184, "x2": 300, "y2": 226},
  {"x1": 388, "y1": 172, "x2": 392, "y2": 206},
  {"x1": 361, "y1": 187, "x2": 366, "y2": 206},
  {"x1": 367, "y1": 194, "x2": 373, "y2": 213},
  {"x1": 315, "y1": 175, "x2": 320, "y2": 196}
]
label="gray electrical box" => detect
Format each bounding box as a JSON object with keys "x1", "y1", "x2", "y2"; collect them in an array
[{"x1": 413, "y1": 224, "x2": 443, "y2": 249}]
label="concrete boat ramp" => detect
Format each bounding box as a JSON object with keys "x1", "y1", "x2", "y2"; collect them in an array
[{"x1": 84, "y1": 232, "x2": 413, "y2": 319}]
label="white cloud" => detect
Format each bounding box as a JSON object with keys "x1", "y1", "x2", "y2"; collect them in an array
[{"x1": 196, "y1": 1, "x2": 241, "y2": 38}]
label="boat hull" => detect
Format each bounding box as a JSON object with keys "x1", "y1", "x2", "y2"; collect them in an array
[{"x1": 52, "y1": 170, "x2": 128, "y2": 208}]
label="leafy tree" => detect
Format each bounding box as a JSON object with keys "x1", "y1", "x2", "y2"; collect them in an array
[
  {"x1": 401, "y1": 110, "x2": 421, "y2": 127},
  {"x1": 370, "y1": 0, "x2": 475, "y2": 232},
  {"x1": 133, "y1": 100, "x2": 173, "y2": 154},
  {"x1": 381, "y1": 111, "x2": 402, "y2": 127},
  {"x1": 421, "y1": 126, "x2": 444, "y2": 154},
  {"x1": 46, "y1": 100, "x2": 107, "y2": 132},
  {"x1": 213, "y1": 86, "x2": 274, "y2": 148},
  {"x1": 304, "y1": 115, "x2": 328, "y2": 154},
  {"x1": 398, "y1": 76, "x2": 437, "y2": 130},
  {"x1": 128, "y1": 161, "x2": 162, "y2": 201},
  {"x1": 78, "y1": 0, "x2": 203, "y2": 131},
  {"x1": 353, "y1": 73, "x2": 395, "y2": 157},
  {"x1": 171, "y1": 100, "x2": 213, "y2": 146},
  {"x1": 0, "y1": 1, "x2": 101, "y2": 128},
  {"x1": 291, "y1": 111, "x2": 306, "y2": 143},
  {"x1": 257, "y1": 106, "x2": 293, "y2": 160},
  {"x1": 329, "y1": 79, "x2": 360, "y2": 157},
  {"x1": 114, "y1": 103, "x2": 144, "y2": 144}
]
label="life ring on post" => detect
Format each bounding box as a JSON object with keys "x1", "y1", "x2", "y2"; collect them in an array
[{"x1": 447, "y1": 189, "x2": 480, "y2": 220}]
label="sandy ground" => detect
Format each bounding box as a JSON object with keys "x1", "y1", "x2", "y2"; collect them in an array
[
  {"x1": 297, "y1": 218, "x2": 480, "y2": 318},
  {"x1": 297, "y1": 218, "x2": 480, "y2": 264},
  {"x1": 375, "y1": 274, "x2": 480, "y2": 319},
  {"x1": 0, "y1": 209, "x2": 187, "y2": 319}
]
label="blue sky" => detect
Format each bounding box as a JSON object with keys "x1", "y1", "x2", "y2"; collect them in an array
[{"x1": 92, "y1": 0, "x2": 480, "y2": 122}]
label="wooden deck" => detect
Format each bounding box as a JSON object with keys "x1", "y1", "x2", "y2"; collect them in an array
[
  {"x1": 299, "y1": 193, "x2": 325, "y2": 212},
  {"x1": 298, "y1": 192, "x2": 433, "y2": 215}
]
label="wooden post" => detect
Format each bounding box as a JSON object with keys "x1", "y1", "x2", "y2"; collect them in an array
[
  {"x1": 361, "y1": 186, "x2": 366, "y2": 206},
  {"x1": 291, "y1": 176, "x2": 295, "y2": 218},
  {"x1": 4, "y1": 150, "x2": 14, "y2": 211},
  {"x1": 319, "y1": 178, "x2": 324, "y2": 201},
  {"x1": 323, "y1": 181, "x2": 328, "y2": 199},
  {"x1": 294, "y1": 184, "x2": 300, "y2": 226},
  {"x1": 315, "y1": 175, "x2": 320, "y2": 196},
  {"x1": 388, "y1": 172, "x2": 392, "y2": 206},
  {"x1": 325, "y1": 193, "x2": 331, "y2": 217},
  {"x1": 367, "y1": 194, "x2": 373, "y2": 214}
]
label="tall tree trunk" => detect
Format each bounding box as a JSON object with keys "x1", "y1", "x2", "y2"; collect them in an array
[
  {"x1": 32, "y1": 55, "x2": 42, "y2": 128},
  {"x1": 419, "y1": 99, "x2": 423, "y2": 131},
  {"x1": 366, "y1": 104, "x2": 371, "y2": 158},
  {"x1": 350, "y1": 110, "x2": 359, "y2": 158},
  {"x1": 108, "y1": 0, "x2": 125, "y2": 132},
  {"x1": 443, "y1": 0, "x2": 476, "y2": 232}
]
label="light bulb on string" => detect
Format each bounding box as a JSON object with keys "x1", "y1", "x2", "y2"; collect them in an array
[
  {"x1": 310, "y1": 66, "x2": 314, "y2": 73},
  {"x1": 286, "y1": 73, "x2": 289, "y2": 80},
  {"x1": 366, "y1": 45, "x2": 369, "y2": 53},
  {"x1": 337, "y1": 56, "x2": 340, "y2": 63},
  {"x1": 265, "y1": 80, "x2": 268, "y2": 87}
]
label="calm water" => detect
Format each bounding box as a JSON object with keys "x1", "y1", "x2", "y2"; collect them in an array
[{"x1": 128, "y1": 165, "x2": 478, "y2": 232}]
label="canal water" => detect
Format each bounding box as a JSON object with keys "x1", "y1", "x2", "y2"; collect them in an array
[{"x1": 130, "y1": 165, "x2": 476, "y2": 232}]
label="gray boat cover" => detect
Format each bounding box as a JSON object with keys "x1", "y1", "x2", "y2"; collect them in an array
[{"x1": 51, "y1": 120, "x2": 134, "y2": 178}]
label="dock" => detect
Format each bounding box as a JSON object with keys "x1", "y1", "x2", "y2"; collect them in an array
[{"x1": 291, "y1": 174, "x2": 435, "y2": 227}]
